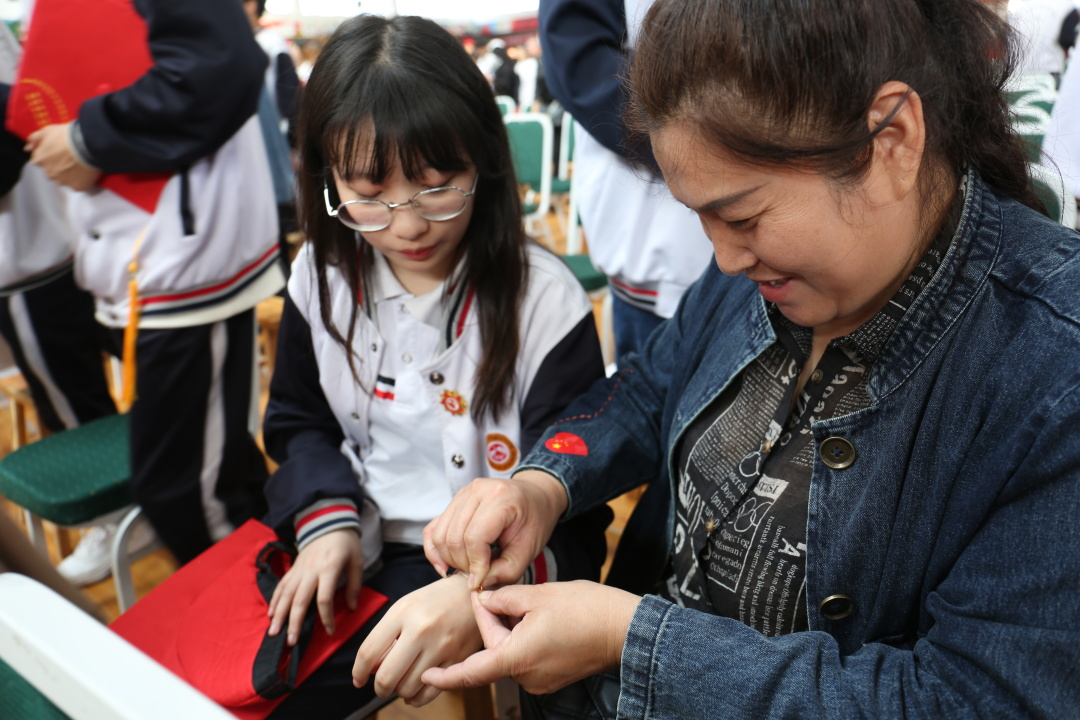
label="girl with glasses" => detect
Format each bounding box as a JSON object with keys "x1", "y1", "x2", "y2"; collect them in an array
[{"x1": 258, "y1": 14, "x2": 611, "y2": 718}]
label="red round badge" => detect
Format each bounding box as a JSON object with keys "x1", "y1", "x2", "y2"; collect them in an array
[
  {"x1": 439, "y1": 389, "x2": 468, "y2": 416},
  {"x1": 486, "y1": 433, "x2": 519, "y2": 472}
]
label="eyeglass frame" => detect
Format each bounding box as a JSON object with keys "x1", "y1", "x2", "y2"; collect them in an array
[{"x1": 323, "y1": 173, "x2": 480, "y2": 232}]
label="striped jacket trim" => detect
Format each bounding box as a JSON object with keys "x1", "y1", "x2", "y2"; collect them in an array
[
  {"x1": 0, "y1": 258, "x2": 74, "y2": 297},
  {"x1": 295, "y1": 498, "x2": 361, "y2": 551},
  {"x1": 139, "y1": 244, "x2": 281, "y2": 317}
]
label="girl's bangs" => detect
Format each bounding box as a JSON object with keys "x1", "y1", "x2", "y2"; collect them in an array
[{"x1": 326, "y1": 73, "x2": 474, "y2": 183}]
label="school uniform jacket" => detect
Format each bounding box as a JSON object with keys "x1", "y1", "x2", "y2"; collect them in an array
[
  {"x1": 0, "y1": 26, "x2": 75, "y2": 296},
  {"x1": 67, "y1": 0, "x2": 284, "y2": 329},
  {"x1": 263, "y1": 241, "x2": 605, "y2": 572}
]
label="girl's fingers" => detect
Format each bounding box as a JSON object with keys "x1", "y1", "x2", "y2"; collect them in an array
[
  {"x1": 315, "y1": 570, "x2": 338, "y2": 635},
  {"x1": 287, "y1": 576, "x2": 317, "y2": 645},
  {"x1": 267, "y1": 576, "x2": 298, "y2": 636},
  {"x1": 354, "y1": 613, "x2": 402, "y2": 683},
  {"x1": 406, "y1": 683, "x2": 442, "y2": 707},
  {"x1": 372, "y1": 640, "x2": 421, "y2": 698}
]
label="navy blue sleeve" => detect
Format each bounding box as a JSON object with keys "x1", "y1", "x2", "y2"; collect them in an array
[
  {"x1": 539, "y1": 0, "x2": 627, "y2": 156},
  {"x1": 518, "y1": 308, "x2": 612, "y2": 583},
  {"x1": 274, "y1": 52, "x2": 302, "y2": 147},
  {"x1": 519, "y1": 312, "x2": 605, "y2": 455},
  {"x1": 1060, "y1": 9, "x2": 1080, "y2": 53},
  {"x1": 76, "y1": 0, "x2": 266, "y2": 174},
  {"x1": 262, "y1": 292, "x2": 364, "y2": 542},
  {"x1": 0, "y1": 83, "x2": 29, "y2": 196}
]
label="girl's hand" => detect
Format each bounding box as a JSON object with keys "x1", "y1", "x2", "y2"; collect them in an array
[
  {"x1": 420, "y1": 581, "x2": 641, "y2": 695},
  {"x1": 422, "y1": 470, "x2": 569, "y2": 590},
  {"x1": 267, "y1": 528, "x2": 364, "y2": 645},
  {"x1": 352, "y1": 572, "x2": 481, "y2": 707}
]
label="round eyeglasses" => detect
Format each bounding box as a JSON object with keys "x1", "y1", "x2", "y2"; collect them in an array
[{"x1": 324, "y1": 174, "x2": 479, "y2": 232}]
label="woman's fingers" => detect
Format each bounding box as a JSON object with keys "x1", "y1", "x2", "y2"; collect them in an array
[{"x1": 420, "y1": 646, "x2": 507, "y2": 690}]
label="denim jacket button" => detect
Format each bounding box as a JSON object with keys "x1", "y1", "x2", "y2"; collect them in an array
[
  {"x1": 819, "y1": 594, "x2": 855, "y2": 620},
  {"x1": 820, "y1": 437, "x2": 856, "y2": 469}
]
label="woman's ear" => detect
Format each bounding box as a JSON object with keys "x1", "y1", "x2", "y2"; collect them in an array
[{"x1": 867, "y1": 81, "x2": 926, "y2": 202}]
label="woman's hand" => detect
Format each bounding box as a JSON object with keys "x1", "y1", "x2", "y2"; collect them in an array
[
  {"x1": 26, "y1": 123, "x2": 102, "y2": 191},
  {"x1": 421, "y1": 581, "x2": 641, "y2": 695},
  {"x1": 423, "y1": 470, "x2": 569, "y2": 589},
  {"x1": 352, "y1": 572, "x2": 481, "y2": 707},
  {"x1": 267, "y1": 528, "x2": 363, "y2": 645}
]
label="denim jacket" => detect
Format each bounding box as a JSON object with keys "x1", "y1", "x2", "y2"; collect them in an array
[{"x1": 519, "y1": 174, "x2": 1080, "y2": 718}]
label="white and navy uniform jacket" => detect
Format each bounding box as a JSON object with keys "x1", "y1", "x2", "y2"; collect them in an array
[
  {"x1": 0, "y1": 24, "x2": 116, "y2": 433},
  {"x1": 68, "y1": 0, "x2": 284, "y2": 329},
  {"x1": 0, "y1": 22, "x2": 73, "y2": 297},
  {"x1": 540, "y1": 0, "x2": 712, "y2": 317},
  {"x1": 264, "y1": 242, "x2": 609, "y2": 578}
]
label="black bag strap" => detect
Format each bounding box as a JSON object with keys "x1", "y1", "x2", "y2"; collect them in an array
[{"x1": 251, "y1": 541, "x2": 317, "y2": 700}]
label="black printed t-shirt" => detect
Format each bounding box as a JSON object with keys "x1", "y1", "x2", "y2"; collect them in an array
[{"x1": 660, "y1": 181, "x2": 963, "y2": 635}]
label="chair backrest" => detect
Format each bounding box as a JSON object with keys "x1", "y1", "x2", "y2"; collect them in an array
[
  {"x1": 557, "y1": 113, "x2": 576, "y2": 181},
  {"x1": 0, "y1": 573, "x2": 235, "y2": 720},
  {"x1": 495, "y1": 94, "x2": 517, "y2": 115},
  {"x1": 505, "y1": 112, "x2": 554, "y2": 226},
  {"x1": 1007, "y1": 74, "x2": 1058, "y2": 162},
  {"x1": 1030, "y1": 161, "x2": 1077, "y2": 228}
]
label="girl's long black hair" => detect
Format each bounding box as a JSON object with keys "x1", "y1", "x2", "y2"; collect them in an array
[{"x1": 295, "y1": 14, "x2": 528, "y2": 421}]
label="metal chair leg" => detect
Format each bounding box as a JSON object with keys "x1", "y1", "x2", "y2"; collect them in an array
[{"x1": 112, "y1": 507, "x2": 144, "y2": 613}]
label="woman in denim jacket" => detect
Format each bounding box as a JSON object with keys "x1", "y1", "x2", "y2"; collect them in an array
[{"x1": 417, "y1": 0, "x2": 1080, "y2": 717}]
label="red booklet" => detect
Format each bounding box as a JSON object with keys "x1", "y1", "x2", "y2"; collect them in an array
[{"x1": 5, "y1": 0, "x2": 170, "y2": 213}]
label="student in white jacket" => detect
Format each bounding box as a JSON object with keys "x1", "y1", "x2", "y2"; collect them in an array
[
  {"x1": 258, "y1": 16, "x2": 610, "y2": 717},
  {"x1": 25, "y1": 0, "x2": 284, "y2": 571}
]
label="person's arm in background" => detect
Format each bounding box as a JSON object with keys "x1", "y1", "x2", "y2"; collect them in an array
[
  {"x1": 34, "y1": 0, "x2": 265, "y2": 178},
  {"x1": 274, "y1": 51, "x2": 303, "y2": 147},
  {"x1": 0, "y1": 83, "x2": 29, "y2": 195},
  {"x1": 1059, "y1": 8, "x2": 1079, "y2": 55},
  {"x1": 539, "y1": 0, "x2": 655, "y2": 167}
]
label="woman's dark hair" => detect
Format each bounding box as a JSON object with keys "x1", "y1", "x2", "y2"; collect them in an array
[
  {"x1": 628, "y1": 0, "x2": 1046, "y2": 221},
  {"x1": 296, "y1": 14, "x2": 528, "y2": 421}
]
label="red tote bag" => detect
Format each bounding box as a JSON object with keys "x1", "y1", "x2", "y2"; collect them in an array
[{"x1": 111, "y1": 520, "x2": 388, "y2": 719}]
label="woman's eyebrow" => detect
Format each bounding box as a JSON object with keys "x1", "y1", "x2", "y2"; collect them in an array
[{"x1": 694, "y1": 185, "x2": 764, "y2": 214}]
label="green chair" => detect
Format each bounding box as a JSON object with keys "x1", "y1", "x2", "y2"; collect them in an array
[
  {"x1": 0, "y1": 414, "x2": 151, "y2": 611},
  {"x1": 505, "y1": 112, "x2": 554, "y2": 243},
  {"x1": 1029, "y1": 161, "x2": 1076, "y2": 228},
  {"x1": 560, "y1": 253, "x2": 607, "y2": 293},
  {"x1": 1006, "y1": 73, "x2": 1058, "y2": 163},
  {"x1": 495, "y1": 94, "x2": 517, "y2": 116}
]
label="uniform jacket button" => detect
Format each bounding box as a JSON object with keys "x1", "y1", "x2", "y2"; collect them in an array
[
  {"x1": 819, "y1": 594, "x2": 855, "y2": 621},
  {"x1": 89, "y1": 230, "x2": 102, "y2": 240},
  {"x1": 429, "y1": 371, "x2": 445, "y2": 385},
  {"x1": 819, "y1": 437, "x2": 856, "y2": 469},
  {"x1": 451, "y1": 453, "x2": 465, "y2": 468}
]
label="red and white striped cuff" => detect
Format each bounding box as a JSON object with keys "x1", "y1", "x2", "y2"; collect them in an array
[{"x1": 294, "y1": 498, "x2": 361, "y2": 551}]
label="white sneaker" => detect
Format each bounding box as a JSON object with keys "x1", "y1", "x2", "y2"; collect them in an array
[{"x1": 57, "y1": 520, "x2": 157, "y2": 586}]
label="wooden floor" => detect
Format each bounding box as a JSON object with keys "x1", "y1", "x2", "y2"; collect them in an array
[{"x1": 0, "y1": 206, "x2": 639, "y2": 720}]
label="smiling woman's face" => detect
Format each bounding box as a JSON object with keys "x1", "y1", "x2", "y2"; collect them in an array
[{"x1": 651, "y1": 120, "x2": 926, "y2": 340}]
